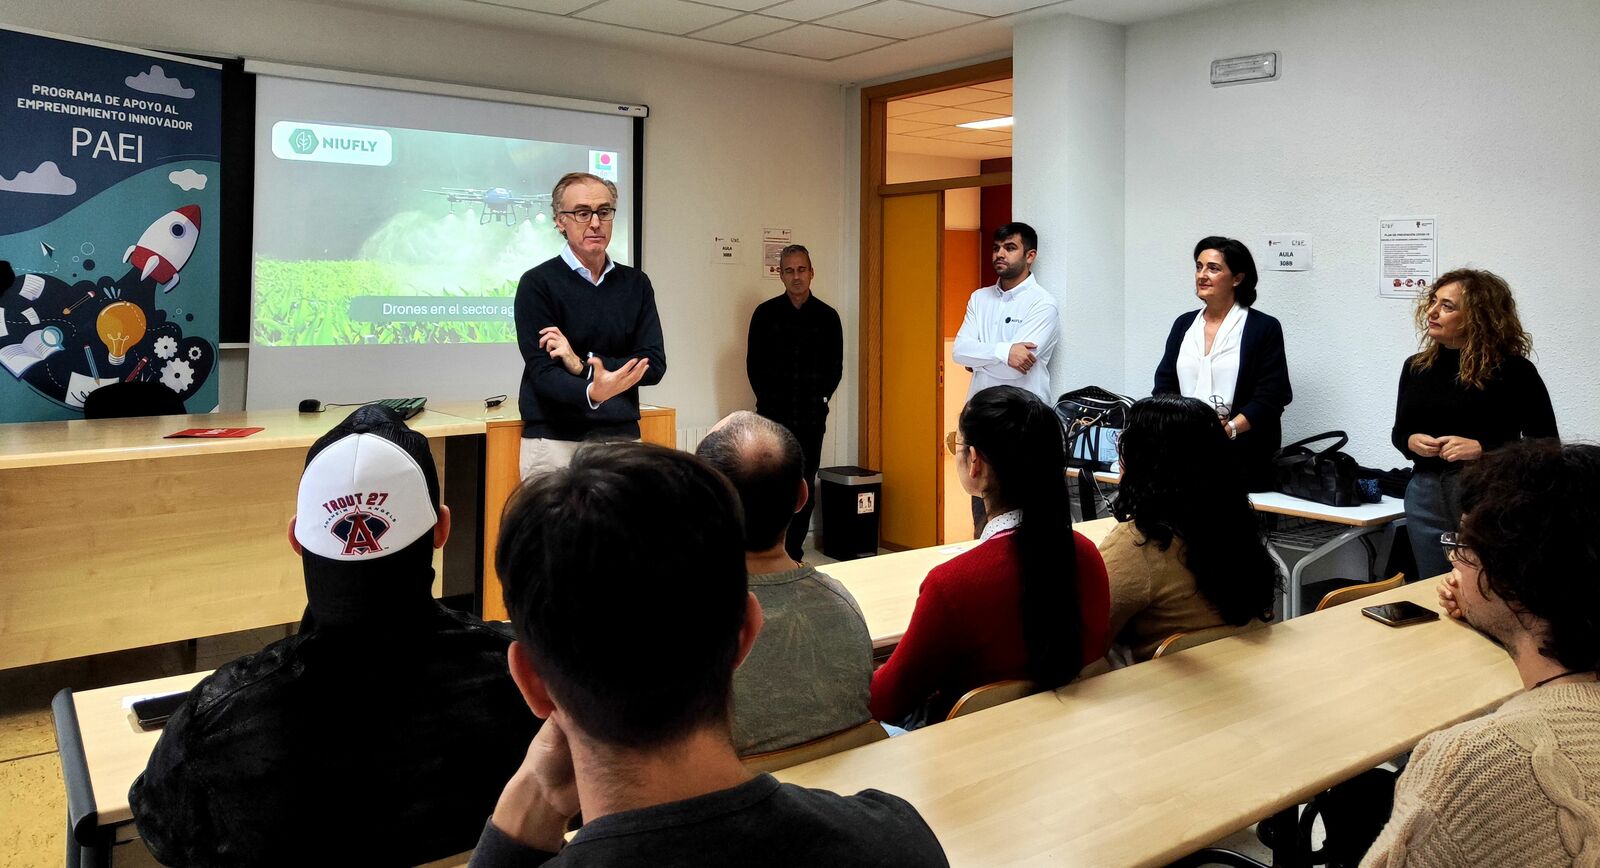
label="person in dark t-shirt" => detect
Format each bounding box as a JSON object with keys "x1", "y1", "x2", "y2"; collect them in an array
[{"x1": 473, "y1": 443, "x2": 947, "y2": 867}]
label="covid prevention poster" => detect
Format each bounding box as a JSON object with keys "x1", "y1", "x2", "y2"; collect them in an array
[{"x1": 0, "y1": 26, "x2": 221, "y2": 422}]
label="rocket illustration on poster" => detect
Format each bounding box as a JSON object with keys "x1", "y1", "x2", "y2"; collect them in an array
[{"x1": 0, "y1": 26, "x2": 222, "y2": 422}]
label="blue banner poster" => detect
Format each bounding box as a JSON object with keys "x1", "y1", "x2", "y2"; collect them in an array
[{"x1": 0, "y1": 27, "x2": 222, "y2": 422}]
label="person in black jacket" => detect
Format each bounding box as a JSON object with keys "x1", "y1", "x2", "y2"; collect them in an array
[
  {"x1": 1391, "y1": 268, "x2": 1556, "y2": 579},
  {"x1": 514, "y1": 172, "x2": 666, "y2": 478},
  {"x1": 1154, "y1": 236, "x2": 1291, "y2": 491},
  {"x1": 746, "y1": 244, "x2": 843, "y2": 560},
  {"x1": 129, "y1": 406, "x2": 538, "y2": 867}
]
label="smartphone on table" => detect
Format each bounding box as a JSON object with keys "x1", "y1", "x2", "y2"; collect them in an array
[{"x1": 1361, "y1": 601, "x2": 1440, "y2": 627}]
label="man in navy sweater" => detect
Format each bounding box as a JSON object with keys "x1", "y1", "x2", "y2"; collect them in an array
[{"x1": 514, "y1": 171, "x2": 666, "y2": 478}]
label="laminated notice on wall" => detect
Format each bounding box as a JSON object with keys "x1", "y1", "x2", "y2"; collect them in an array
[{"x1": 1379, "y1": 217, "x2": 1437, "y2": 298}]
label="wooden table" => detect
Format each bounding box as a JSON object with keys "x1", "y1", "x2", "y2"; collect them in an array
[
  {"x1": 52, "y1": 671, "x2": 468, "y2": 867},
  {"x1": 426, "y1": 400, "x2": 676, "y2": 622},
  {"x1": 824, "y1": 517, "x2": 1117, "y2": 650},
  {"x1": 0, "y1": 409, "x2": 481, "y2": 670},
  {"x1": 776, "y1": 578, "x2": 1520, "y2": 867}
]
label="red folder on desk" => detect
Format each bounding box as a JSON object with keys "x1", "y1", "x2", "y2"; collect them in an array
[{"x1": 165, "y1": 427, "x2": 264, "y2": 438}]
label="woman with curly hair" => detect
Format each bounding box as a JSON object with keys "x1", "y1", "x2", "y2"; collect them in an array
[
  {"x1": 1100, "y1": 395, "x2": 1279, "y2": 660},
  {"x1": 1392, "y1": 268, "x2": 1557, "y2": 580}
]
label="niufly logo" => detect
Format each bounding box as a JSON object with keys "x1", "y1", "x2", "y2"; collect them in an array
[{"x1": 273, "y1": 121, "x2": 392, "y2": 166}]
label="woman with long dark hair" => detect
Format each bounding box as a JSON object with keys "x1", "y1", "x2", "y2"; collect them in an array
[
  {"x1": 869, "y1": 385, "x2": 1110, "y2": 726},
  {"x1": 1101, "y1": 395, "x2": 1279, "y2": 660},
  {"x1": 1393, "y1": 268, "x2": 1557, "y2": 579},
  {"x1": 1153, "y1": 236, "x2": 1292, "y2": 491}
]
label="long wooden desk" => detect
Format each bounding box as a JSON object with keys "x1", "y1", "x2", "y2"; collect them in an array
[
  {"x1": 426, "y1": 399, "x2": 676, "y2": 622},
  {"x1": 54, "y1": 670, "x2": 477, "y2": 866},
  {"x1": 777, "y1": 578, "x2": 1521, "y2": 867},
  {"x1": 0, "y1": 409, "x2": 480, "y2": 670},
  {"x1": 824, "y1": 517, "x2": 1117, "y2": 650}
]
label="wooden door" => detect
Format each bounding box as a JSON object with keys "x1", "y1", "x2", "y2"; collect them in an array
[{"x1": 880, "y1": 192, "x2": 942, "y2": 549}]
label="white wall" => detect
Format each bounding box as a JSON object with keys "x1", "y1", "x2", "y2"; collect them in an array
[
  {"x1": 1121, "y1": 0, "x2": 1600, "y2": 466},
  {"x1": 2, "y1": 0, "x2": 850, "y2": 439},
  {"x1": 1013, "y1": 13, "x2": 1127, "y2": 399}
]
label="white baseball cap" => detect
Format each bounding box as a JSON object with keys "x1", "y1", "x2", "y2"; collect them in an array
[{"x1": 294, "y1": 432, "x2": 437, "y2": 561}]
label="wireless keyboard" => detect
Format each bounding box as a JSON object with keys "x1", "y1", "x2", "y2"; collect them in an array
[{"x1": 373, "y1": 397, "x2": 427, "y2": 420}]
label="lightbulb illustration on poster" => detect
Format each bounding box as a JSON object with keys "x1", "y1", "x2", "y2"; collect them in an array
[{"x1": 0, "y1": 26, "x2": 222, "y2": 422}]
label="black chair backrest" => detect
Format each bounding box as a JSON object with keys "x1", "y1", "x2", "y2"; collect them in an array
[{"x1": 83, "y1": 381, "x2": 187, "y2": 419}]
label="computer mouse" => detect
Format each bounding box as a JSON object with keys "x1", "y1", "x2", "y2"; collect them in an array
[{"x1": 298, "y1": 398, "x2": 322, "y2": 413}]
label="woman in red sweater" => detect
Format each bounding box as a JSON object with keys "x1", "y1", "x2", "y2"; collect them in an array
[{"x1": 869, "y1": 385, "x2": 1111, "y2": 727}]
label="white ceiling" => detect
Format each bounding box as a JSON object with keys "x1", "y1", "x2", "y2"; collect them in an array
[
  {"x1": 304, "y1": 0, "x2": 1247, "y2": 84},
  {"x1": 888, "y1": 81, "x2": 1011, "y2": 160}
]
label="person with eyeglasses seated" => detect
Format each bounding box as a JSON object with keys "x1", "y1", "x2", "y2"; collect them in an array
[
  {"x1": 1361, "y1": 439, "x2": 1600, "y2": 867},
  {"x1": 472, "y1": 443, "x2": 948, "y2": 867},
  {"x1": 868, "y1": 386, "x2": 1111, "y2": 728},
  {"x1": 513, "y1": 171, "x2": 666, "y2": 478},
  {"x1": 1100, "y1": 395, "x2": 1279, "y2": 661}
]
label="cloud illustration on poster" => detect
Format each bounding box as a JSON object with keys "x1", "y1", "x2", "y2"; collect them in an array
[
  {"x1": 169, "y1": 169, "x2": 208, "y2": 191},
  {"x1": 125, "y1": 64, "x2": 195, "y2": 99},
  {"x1": 0, "y1": 161, "x2": 77, "y2": 195}
]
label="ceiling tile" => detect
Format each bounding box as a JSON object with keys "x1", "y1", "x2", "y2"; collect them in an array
[
  {"x1": 886, "y1": 99, "x2": 940, "y2": 117},
  {"x1": 816, "y1": 0, "x2": 982, "y2": 39},
  {"x1": 896, "y1": 106, "x2": 1005, "y2": 125},
  {"x1": 887, "y1": 134, "x2": 1012, "y2": 160},
  {"x1": 933, "y1": 128, "x2": 1012, "y2": 143},
  {"x1": 741, "y1": 23, "x2": 894, "y2": 59},
  {"x1": 887, "y1": 118, "x2": 940, "y2": 134},
  {"x1": 967, "y1": 96, "x2": 1013, "y2": 114},
  {"x1": 902, "y1": 85, "x2": 1007, "y2": 108},
  {"x1": 576, "y1": 0, "x2": 739, "y2": 34},
  {"x1": 690, "y1": 13, "x2": 796, "y2": 43},
  {"x1": 476, "y1": 0, "x2": 596, "y2": 12},
  {"x1": 971, "y1": 78, "x2": 1013, "y2": 94},
  {"x1": 913, "y1": 0, "x2": 1058, "y2": 15},
  {"x1": 761, "y1": 0, "x2": 875, "y2": 22},
  {"x1": 694, "y1": 0, "x2": 782, "y2": 10}
]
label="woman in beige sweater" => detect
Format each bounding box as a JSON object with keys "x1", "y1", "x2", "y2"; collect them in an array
[{"x1": 1100, "y1": 395, "x2": 1279, "y2": 660}]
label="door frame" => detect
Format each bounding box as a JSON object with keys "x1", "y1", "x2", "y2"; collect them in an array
[{"x1": 859, "y1": 58, "x2": 1014, "y2": 471}]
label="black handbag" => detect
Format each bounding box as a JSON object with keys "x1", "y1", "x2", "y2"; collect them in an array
[
  {"x1": 1274, "y1": 432, "x2": 1364, "y2": 507},
  {"x1": 1054, "y1": 386, "x2": 1133, "y2": 471}
]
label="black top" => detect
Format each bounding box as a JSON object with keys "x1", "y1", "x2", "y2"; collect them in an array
[
  {"x1": 469, "y1": 774, "x2": 948, "y2": 868},
  {"x1": 1391, "y1": 347, "x2": 1558, "y2": 473},
  {"x1": 130, "y1": 604, "x2": 539, "y2": 867},
  {"x1": 1154, "y1": 308, "x2": 1292, "y2": 491},
  {"x1": 747, "y1": 293, "x2": 844, "y2": 430},
  {"x1": 514, "y1": 255, "x2": 666, "y2": 441}
]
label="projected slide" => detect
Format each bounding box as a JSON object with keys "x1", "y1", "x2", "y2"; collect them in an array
[{"x1": 252, "y1": 122, "x2": 624, "y2": 347}]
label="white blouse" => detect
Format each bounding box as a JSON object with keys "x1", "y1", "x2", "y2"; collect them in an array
[{"x1": 1175, "y1": 304, "x2": 1249, "y2": 417}]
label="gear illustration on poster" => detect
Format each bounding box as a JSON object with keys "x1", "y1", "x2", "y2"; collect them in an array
[
  {"x1": 159, "y1": 357, "x2": 195, "y2": 393},
  {"x1": 153, "y1": 334, "x2": 178, "y2": 359}
]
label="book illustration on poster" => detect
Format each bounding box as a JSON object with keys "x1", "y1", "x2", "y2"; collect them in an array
[{"x1": 0, "y1": 26, "x2": 222, "y2": 422}]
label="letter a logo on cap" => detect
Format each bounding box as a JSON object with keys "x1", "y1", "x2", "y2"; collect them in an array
[{"x1": 332, "y1": 509, "x2": 391, "y2": 556}]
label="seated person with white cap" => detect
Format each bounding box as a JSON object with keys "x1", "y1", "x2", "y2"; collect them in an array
[{"x1": 130, "y1": 405, "x2": 539, "y2": 867}]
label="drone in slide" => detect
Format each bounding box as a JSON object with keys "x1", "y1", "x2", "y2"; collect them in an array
[{"x1": 425, "y1": 186, "x2": 553, "y2": 225}]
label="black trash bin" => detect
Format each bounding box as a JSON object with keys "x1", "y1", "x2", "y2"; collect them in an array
[{"x1": 817, "y1": 466, "x2": 882, "y2": 561}]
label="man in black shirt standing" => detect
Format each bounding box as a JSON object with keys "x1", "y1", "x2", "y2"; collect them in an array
[
  {"x1": 746, "y1": 244, "x2": 843, "y2": 561},
  {"x1": 514, "y1": 172, "x2": 666, "y2": 478}
]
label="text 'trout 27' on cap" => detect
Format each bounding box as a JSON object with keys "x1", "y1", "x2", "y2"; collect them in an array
[{"x1": 295, "y1": 433, "x2": 437, "y2": 561}]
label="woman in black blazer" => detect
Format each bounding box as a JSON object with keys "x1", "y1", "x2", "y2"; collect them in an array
[{"x1": 1153, "y1": 237, "x2": 1291, "y2": 491}]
